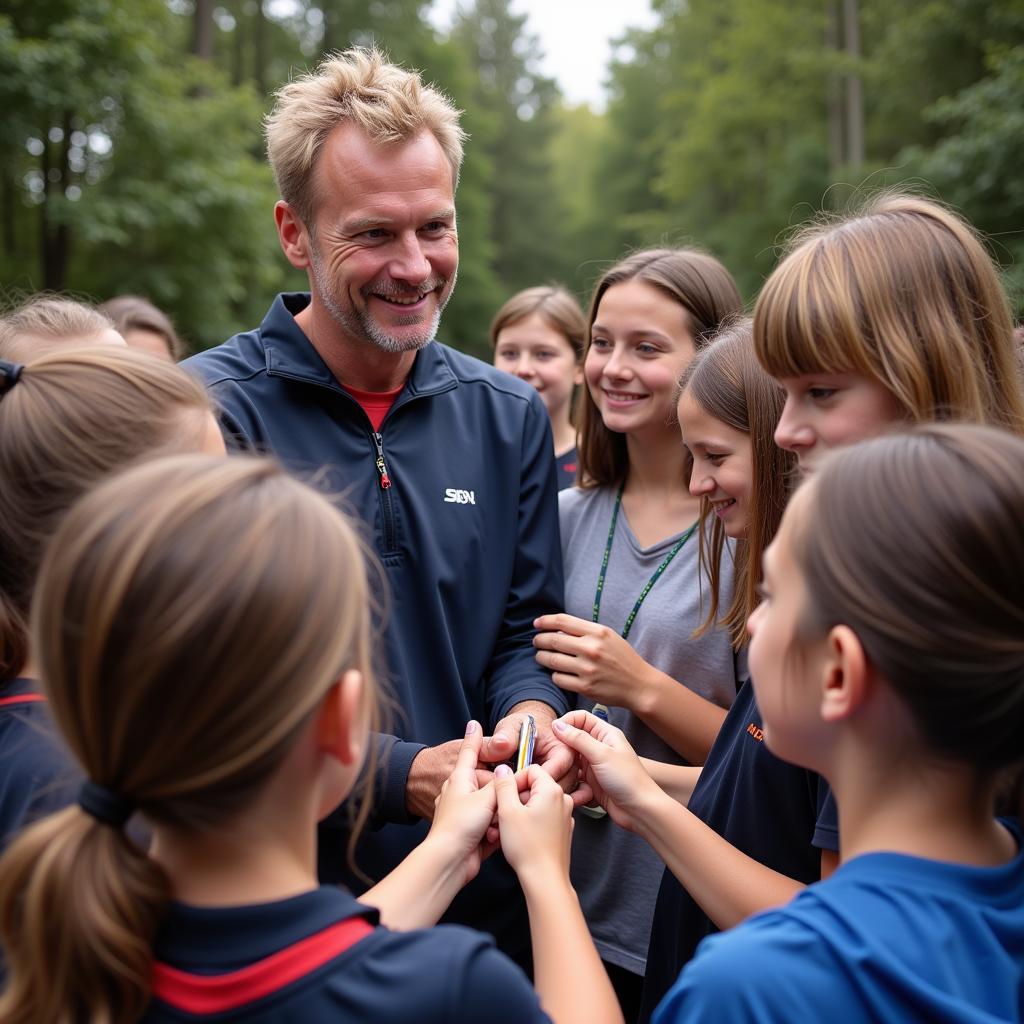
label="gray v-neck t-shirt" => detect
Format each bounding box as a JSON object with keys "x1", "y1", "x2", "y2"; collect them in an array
[{"x1": 559, "y1": 485, "x2": 737, "y2": 974}]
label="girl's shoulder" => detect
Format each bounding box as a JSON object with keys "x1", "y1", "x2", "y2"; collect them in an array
[
  {"x1": 654, "y1": 838, "x2": 1024, "y2": 1024},
  {"x1": 147, "y1": 889, "x2": 549, "y2": 1024}
]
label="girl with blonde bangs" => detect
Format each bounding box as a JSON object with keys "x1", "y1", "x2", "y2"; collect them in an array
[
  {"x1": 0, "y1": 454, "x2": 619, "y2": 1024},
  {"x1": 0, "y1": 341, "x2": 222, "y2": 856},
  {"x1": 754, "y1": 193, "x2": 1024, "y2": 476}
]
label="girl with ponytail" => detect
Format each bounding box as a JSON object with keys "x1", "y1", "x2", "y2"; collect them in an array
[
  {"x1": 0, "y1": 334, "x2": 221, "y2": 852},
  {"x1": 0, "y1": 454, "x2": 619, "y2": 1024}
]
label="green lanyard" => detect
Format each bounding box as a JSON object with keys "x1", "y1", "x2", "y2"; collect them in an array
[{"x1": 592, "y1": 484, "x2": 698, "y2": 641}]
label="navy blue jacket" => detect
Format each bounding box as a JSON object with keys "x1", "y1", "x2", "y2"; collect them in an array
[
  {"x1": 145, "y1": 887, "x2": 551, "y2": 1022},
  {"x1": 184, "y1": 295, "x2": 567, "y2": 956}
]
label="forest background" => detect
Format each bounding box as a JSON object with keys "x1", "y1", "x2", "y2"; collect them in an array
[{"x1": 2, "y1": 0, "x2": 1022, "y2": 357}]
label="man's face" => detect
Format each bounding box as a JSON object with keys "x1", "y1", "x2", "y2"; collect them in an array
[{"x1": 303, "y1": 123, "x2": 458, "y2": 353}]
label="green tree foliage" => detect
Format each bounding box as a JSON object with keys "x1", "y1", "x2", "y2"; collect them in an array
[
  {"x1": 1, "y1": 0, "x2": 1020, "y2": 354},
  {"x1": 0, "y1": 0, "x2": 290, "y2": 350},
  {"x1": 452, "y1": 0, "x2": 570, "y2": 300},
  {"x1": 902, "y1": 44, "x2": 1024, "y2": 313}
]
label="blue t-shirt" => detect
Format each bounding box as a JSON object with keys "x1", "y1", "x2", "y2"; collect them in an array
[
  {"x1": 144, "y1": 886, "x2": 551, "y2": 1022},
  {"x1": 0, "y1": 678, "x2": 79, "y2": 853},
  {"x1": 641, "y1": 675, "x2": 837, "y2": 1020},
  {"x1": 654, "y1": 821, "x2": 1024, "y2": 1023}
]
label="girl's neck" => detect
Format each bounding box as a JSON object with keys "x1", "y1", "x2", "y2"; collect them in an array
[
  {"x1": 151, "y1": 754, "x2": 324, "y2": 907},
  {"x1": 622, "y1": 428, "x2": 689, "y2": 498},
  {"x1": 829, "y1": 748, "x2": 1016, "y2": 869},
  {"x1": 619, "y1": 429, "x2": 700, "y2": 547}
]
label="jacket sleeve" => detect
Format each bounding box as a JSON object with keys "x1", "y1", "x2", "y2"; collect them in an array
[{"x1": 484, "y1": 391, "x2": 570, "y2": 727}]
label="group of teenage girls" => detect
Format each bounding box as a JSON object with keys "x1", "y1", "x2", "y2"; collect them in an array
[{"x1": 0, "y1": 190, "x2": 1021, "y2": 1023}]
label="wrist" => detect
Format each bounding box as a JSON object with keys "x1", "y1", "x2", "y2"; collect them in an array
[
  {"x1": 633, "y1": 663, "x2": 666, "y2": 718},
  {"x1": 518, "y1": 859, "x2": 575, "y2": 901}
]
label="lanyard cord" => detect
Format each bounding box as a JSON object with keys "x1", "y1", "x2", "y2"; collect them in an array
[{"x1": 592, "y1": 484, "x2": 698, "y2": 641}]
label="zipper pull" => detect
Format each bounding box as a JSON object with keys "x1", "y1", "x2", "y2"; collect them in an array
[{"x1": 372, "y1": 431, "x2": 392, "y2": 490}]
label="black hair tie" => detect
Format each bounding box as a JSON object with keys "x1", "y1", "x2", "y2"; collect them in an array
[
  {"x1": 0, "y1": 360, "x2": 24, "y2": 395},
  {"x1": 78, "y1": 780, "x2": 135, "y2": 827}
]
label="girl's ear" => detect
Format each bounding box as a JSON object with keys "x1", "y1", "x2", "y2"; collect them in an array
[
  {"x1": 316, "y1": 669, "x2": 365, "y2": 766},
  {"x1": 573, "y1": 361, "x2": 585, "y2": 387},
  {"x1": 820, "y1": 625, "x2": 869, "y2": 723}
]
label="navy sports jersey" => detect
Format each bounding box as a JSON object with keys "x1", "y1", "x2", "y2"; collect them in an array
[
  {"x1": 640, "y1": 676, "x2": 837, "y2": 1021},
  {"x1": 0, "y1": 678, "x2": 79, "y2": 852},
  {"x1": 144, "y1": 886, "x2": 551, "y2": 1023},
  {"x1": 653, "y1": 820, "x2": 1024, "y2": 1023}
]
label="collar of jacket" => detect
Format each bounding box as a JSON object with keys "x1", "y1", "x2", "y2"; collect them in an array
[{"x1": 261, "y1": 293, "x2": 459, "y2": 401}]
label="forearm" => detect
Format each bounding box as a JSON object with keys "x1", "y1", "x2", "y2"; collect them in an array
[
  {"x1": 360, "y1": 835, "x2": 465, "y2": 930},
  {"x1": 631, "y1": 789, "x2": 806, "y2": 930},
  {"x1": 632, "y1": 665, "x2": 728, "y2": 764},
  {"x1": 638, "y1": 758, "x2": 701, "y2": 806},
  {"x1": 520, "y1": 870, "x2": 623, "y2": 1024}
]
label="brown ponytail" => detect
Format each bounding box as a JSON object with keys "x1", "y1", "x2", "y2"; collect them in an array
[{"x1": 0, "y1": 455, "x2": 380, "y2": 1023}]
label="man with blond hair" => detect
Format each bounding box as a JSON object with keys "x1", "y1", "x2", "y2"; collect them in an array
[{"x1": 184, "y1": 49, "x2": 568, "y2": 963}]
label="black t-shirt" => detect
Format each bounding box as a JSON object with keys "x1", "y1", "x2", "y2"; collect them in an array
[{"x1": 640, "y1": 673, "x2": 838, "y2": 1022}]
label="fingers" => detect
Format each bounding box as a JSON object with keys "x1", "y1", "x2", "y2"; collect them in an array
[
  {"x1": 551, "y1": 715, "x2": 613, "y2": 761},
  {"x1": 453, "y1": 720, "x2": 483, "y2": 778},
  {"x1": 479, "y1": 725, "x2": 516, "y2": 763},
  {"x1": 493, "y1": 763, "x2": 519, "y2": 812},
  {"x1": 533, "y1": 613, "x2": 592, "y2": 635}
]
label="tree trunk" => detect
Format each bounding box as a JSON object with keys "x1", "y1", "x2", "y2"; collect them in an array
[
  {"x1": 193, "y1": 0, "x2": 214, "y2": 60},
  {"x1": 842, "y1": 0, "x2": 864, "y2": 167}
]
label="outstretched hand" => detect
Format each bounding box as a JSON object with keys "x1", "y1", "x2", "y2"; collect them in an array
[
  {"x1": 493, "y1": 763, "x2": 574, "y2": 881},
  {"x1": 551, "y1": 710, "x2": 659, "y2": 832},
  {"x1": 429, "y1": 721, "x2": 500, "y2": 885}
]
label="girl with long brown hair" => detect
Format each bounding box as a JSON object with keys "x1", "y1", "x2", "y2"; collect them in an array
[
  {"x1": 532, "y1": 248, "x2": 742, "y2": 1015},
  {"x1": 0, "y1": 336, "x2": 221, "y2": 854},
  {"x1": 0, "y1": 454, "x2": 621, "y2": 1024}
]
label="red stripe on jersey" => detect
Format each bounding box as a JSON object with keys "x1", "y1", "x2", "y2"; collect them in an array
[
  {"x1": 151, "y1": 916, "x2": 375, "y2": 1015},
  {"x1": 0, "y1": 694, "x2": 45, "y2": 708}
]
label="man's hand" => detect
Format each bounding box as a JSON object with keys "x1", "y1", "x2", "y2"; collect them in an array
[
  {"x1": 406, "y1": 740, "x2": 492, "y2": 820},
  {"x1": 480, "y1": 700, "x2": 576, "y2": 793}
]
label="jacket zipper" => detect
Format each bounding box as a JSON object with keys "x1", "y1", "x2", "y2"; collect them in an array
[
  {"x1": 372, "y1": 431, "x2": 392, "y2": 489},
  {"x1": 372, "y1": 431, "x2": 398, "y2": 554}
]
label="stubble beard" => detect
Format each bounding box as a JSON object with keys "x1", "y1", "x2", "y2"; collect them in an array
[{"x1": 309, "y1": 244, "x2": 456, "y2": 354}]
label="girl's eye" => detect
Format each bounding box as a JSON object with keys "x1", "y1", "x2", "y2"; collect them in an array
[
  {"x1": 535, "y1": 351, "x2": 556, "y2": 361},
  {"x1": 755, "y1": 583, "x2": 771, "y2": 602},
  {"x1": 590, "y1": 337, "x2": 612, "y2": 350},
  {"x1": 706, "y1": 453, "x2": 726, "y2": 466},
  {"x1": 636, "y1": 342, "x2": 660, "y2": 355},
  {"x1": 808, "y1": 387, "x2": 837, "y2": 401}
]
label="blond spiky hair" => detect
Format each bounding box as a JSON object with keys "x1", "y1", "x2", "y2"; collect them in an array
[{"x1": 265, "y1": 47, "x2": 466, "y2": 227}]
